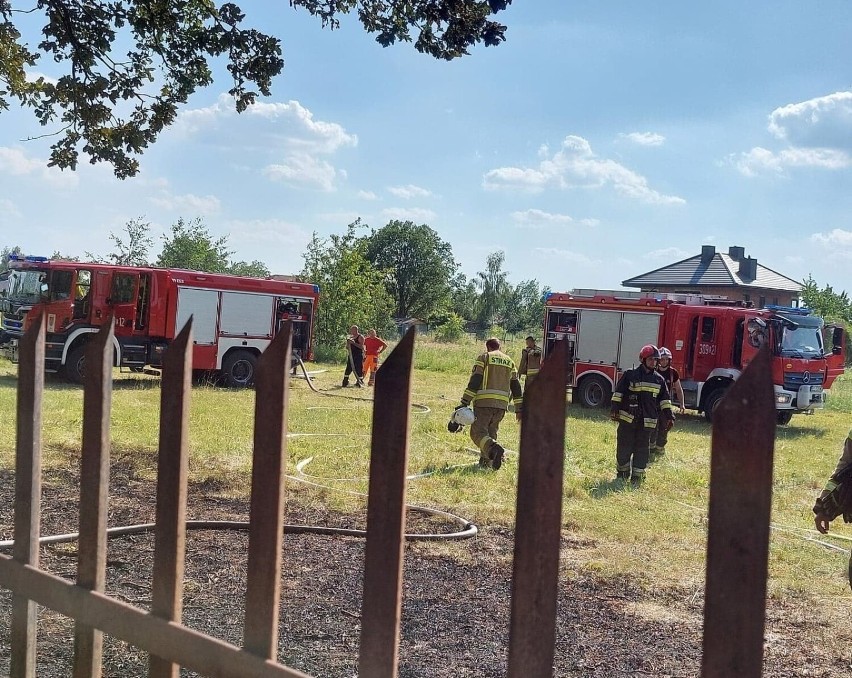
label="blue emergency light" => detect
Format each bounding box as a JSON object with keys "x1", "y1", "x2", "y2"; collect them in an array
[{"x1": 9, "y1": 255, "x2": 49, "y2": 263}]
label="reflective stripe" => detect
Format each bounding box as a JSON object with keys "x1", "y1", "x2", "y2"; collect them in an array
[
  {"x1": 643, "y1": 417, "x2": 657, "y2": 427},
  {"x1": 824, "y1": 480, "x2": 838, "y2": 492},
  {"x1": 476, "y1": 389, "x2": 510, "y2": 401},
  {"x1": 612, "y1": 393, "x2": 623, "y2": 403},
  {"x1": 618, "y1": 412, "x2": 634, "y2": 423},
  {"x1": 660, "y1": 400, "x2": 673, "y2": 411}
]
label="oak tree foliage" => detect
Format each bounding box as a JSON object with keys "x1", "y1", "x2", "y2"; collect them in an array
[{"x1": 0, "y1": 0, "x2": 512, "y2": 177}]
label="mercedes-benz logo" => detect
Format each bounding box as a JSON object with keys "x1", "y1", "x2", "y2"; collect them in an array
[{"x1": 802, "y1": 371, "x2": 811, "y2": 384}]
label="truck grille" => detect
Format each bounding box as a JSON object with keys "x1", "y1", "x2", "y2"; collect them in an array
[{"x1": 783, "y1": 371, "x2": 824, "y2": 391}]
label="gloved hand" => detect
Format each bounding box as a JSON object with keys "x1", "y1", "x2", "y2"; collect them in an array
[
  {"x1": 447, "y1": 420, "x2": 462, "y2": 433},
  {"x1": 610, "y1": 410, "x2": 619, "y2": 421},
  {"x1": 665, "y1": 418, "x2": 674, "y2": 431}
]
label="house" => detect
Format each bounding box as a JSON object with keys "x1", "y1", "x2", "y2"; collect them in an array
[
  {"x1": 622, "y1": 245, "x2": 802, "y2": 307},
  {"x1": 395, "y1": 317, "x2": 430, "y2": 336}
]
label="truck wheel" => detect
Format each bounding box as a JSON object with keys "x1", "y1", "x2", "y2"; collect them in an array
[
  {"x1": 577, "y1": 375, "x2": 611, "y2": 408},
  {"x1": 223, "y1": 350, "x2": 258, "y2": 388},
  {"x1": 64, "y1": 344, "x2": 87, "y2": 384},
  {"x1": 703, "y1": 388, "x2": 728, "y2": 423},
  {"x1": 776, "y1": 410, "x2": 793, "y2": 426}
]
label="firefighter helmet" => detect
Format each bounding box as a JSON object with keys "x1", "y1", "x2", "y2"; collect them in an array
[
  {"x1": 658, "y1": 347, "x2": 673, "y2": 360},
  {"x1": 452, "y1": 406, "x2": 475, "y2": 426},
  {"x1": 639, "y1": 344, "x2": 661, "y2": 361}
]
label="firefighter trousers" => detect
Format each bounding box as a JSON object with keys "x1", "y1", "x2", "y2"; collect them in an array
[
  {"x1": 650, "y1": 416, "x2": 670, "y2": 450},
  {"x1": 363, "y1": 354, "x2": 379, "y2": 385},
  {"x1": 616, "y1": 421, "x2": 652, "y2": 478},
  {"x1": 471, "y1": 406, "x2": 505, "y2": 462}
]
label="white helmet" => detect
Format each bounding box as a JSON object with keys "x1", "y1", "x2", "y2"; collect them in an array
[{"x1": 452, "y1": 406, "x2": 475, "y2": 426}]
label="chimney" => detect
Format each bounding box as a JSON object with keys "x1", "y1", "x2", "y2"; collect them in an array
[
  {"x1": 700, "y1": 245, "x2": 716, "y2": 263},
  {"x1": 728, "y1": 245, "x2": 745, "y2": 261},
  {"x1": 738, "y1": 256, "x2": 758, "y2": 281}
]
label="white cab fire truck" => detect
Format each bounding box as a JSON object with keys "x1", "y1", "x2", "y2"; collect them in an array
[
  {"x1": 543, "y1": 290, "x2": 845, "y2": 424},
  {"x1": 0, "y1": 256, "x2": 319, "y2": 386}
]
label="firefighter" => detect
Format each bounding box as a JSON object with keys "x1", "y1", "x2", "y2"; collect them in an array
[
  {"x1": 518, "y1": 335, "x2": 543, "y2": 386},
  {"x1": 457, "y1": 337, "x2": 523, "y2": 470},
  {"x1": 610, "y1": 344, "x2": 675, "y2": 486},
  {"x1": 813, "y1": 430, "x2": 852, "y2": 589},
  {"x1": 342, "y1": 325, "x2": 366, "y2": 387},
  {"x1": 363, "y1": 329, "x2": 388, "y2": 386},
  {"x1": 650, "y1": 346, "x2": 685, "y2": 454}
]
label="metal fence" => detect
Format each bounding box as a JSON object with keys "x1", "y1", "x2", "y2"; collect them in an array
[{"x1": 0, "y1": 316, "x2": 776, "y2": 677}]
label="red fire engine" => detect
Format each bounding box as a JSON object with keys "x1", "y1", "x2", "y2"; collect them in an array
[
  {"x1": 543, "y1": 290, "x2": 845, "y2": 424},
  {"x1": 0, "y1": 256, "x2": 319, "y2": 386}
]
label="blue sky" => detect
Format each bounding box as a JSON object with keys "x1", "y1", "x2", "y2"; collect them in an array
[{"x1": 2, "y1": 1, "x2": 852, "y2": 295}]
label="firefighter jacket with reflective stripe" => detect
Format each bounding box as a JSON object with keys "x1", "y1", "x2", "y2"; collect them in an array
[
  {"x1": 461, "y1": 350, "x2": 523, "y2": 412},
  {"x1": 610, "y1": 365, "x2": 674, "y2": 428},
  {"x1": 814, "y1": 429, "x2": 852, "y2": 523},
  {"x1": 519, "y1": 345, "x2": 543, "y2": 377}
]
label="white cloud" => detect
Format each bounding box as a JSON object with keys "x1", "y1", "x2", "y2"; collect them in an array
[
  {"x1": 646, "y1": 247, "x2": 690, "y2": 260},
  {"x1": 734, "y1": 146, "x2": 851, "y2": 176},
  {"x1": 172, "y1": 95, "x2": 356, "y2": 191},
  {"x1": 483, "y1": 135, "x2": 685, "y2": 205},
  {"x1": 511, "y1": 209, "x2": 578, "y2": 228},
  {"x1": 387, "y1": 184, "x2": 432, "y2": 199},
  {"x1": 533, "y1": 247, "x2": 599, "y2": 266},
  {"x1": 811, "y1": 228, "x2": 852, "y2": 247},
  {"x1": 618, "y1": 132, "x2": 666, "y2": 146},
  {"x1": 0, "y1": 146, "x2": 79, "y2": 187},
  {"x1": 150, "y1": 192, "x2": 221, "y2": 215},
  {"x1": 357, "y1": 190, "x2": 379, "y2": 200},
  {"x1": 768, "y1": 91, "x2": 852, "y2": 149},
  {"x1": 225, "y1": 218, "x2": 311, "y2": 246},
  {"x1": 380, "y1": 207, "x2": 437, "y2": 222},
  {"x1": 263, "y1": 155, "x2": 341, "y2": 192},
  {"x1": 0, "y1": 146, "x2": 43, "y2": 175}
]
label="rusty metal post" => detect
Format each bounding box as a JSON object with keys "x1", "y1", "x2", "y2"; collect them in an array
[
  {"x1": 357, "y1": 328, "x2": 415, "y2": 678},
  {"x1": 507, "y1": 339, "x2": 568, "y2": 678},
  {"x1": 10, "y1": 314, "x2": 45, "y2": 678},
  {"x1": 149, "y1": 320, "x2": 194, "y2": 678},
  {"x1": 73, "y1": 320, "x2": 116, "y2": 678},
  {"x1": 243, "y1": 324, "x2": 293, "y2": 659},
  {"x1": 701, "y1": 346, "x2": 776, "y2": 678}
]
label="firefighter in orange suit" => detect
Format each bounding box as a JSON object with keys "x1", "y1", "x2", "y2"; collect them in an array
[
  {"x1": 458, "y1": 337, "x2": 523, "y2": 470},
  {"x1": 518, "y1": 335, "x2": 543, "y2": 386},
  {"x1": 363, "y1": 329, "x2": 388, "y2": 386},
  {"x1": 610, "y1": 345, "x2": 674, "y2": 486}
]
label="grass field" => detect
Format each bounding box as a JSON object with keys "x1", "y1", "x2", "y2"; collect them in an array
[{"x1": 0, "y1": 336, "x2": 850, "y2": 608}]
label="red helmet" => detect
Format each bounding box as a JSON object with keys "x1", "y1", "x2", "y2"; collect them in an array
[
  {"x1": 639, "y1": 344, "x2": 661, "y2": 361},
  {"x1": 658, "y1": 347, "x2": 673, "y2": 360}
]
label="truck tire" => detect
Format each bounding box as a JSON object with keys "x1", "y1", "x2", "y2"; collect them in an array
[
  {"x1": 703, "y1": 388, "x2": 728, "y2": 423},
  {"x1": 222, "y1": 350, "x2": 258, "y2": 388},
  {"x1": 577, "y1": 375, "x2": 612, "y2": 409},
  {"x1": 776, "y1": 410, "x2": 793, "y2": 426},
  {"x1": 64, "y1": 343, "x2": 88, "y2": 384}
]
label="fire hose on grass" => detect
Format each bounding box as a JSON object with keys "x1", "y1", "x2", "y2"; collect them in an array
[{"x1": 0, "y1": 358, "x2": 476, "y2": 553}]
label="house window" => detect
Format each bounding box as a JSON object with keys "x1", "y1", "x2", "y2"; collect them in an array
[
  {"x1": 743, "y1": 293, "x2": 750, "y2": 303},
  {"x1": 759, "y1": 295, "x2": 766, "y2": 308},
  {"x1": 773, "y1": 297, "x2": 779, "y2": 306}
]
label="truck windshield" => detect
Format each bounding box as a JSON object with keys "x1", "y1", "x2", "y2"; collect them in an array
[
  {"x1": 775, "y1": 316, "x2": 824, "y2": 358},
  {"x1": 8, "y1": 270, "x2": 49, "y2": 304}
]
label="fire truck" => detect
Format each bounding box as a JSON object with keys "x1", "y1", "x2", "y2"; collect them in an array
[
  {"x1": 543, "y1": 290, "x2": 845, "y2": 424},
  {"x1": 0, "y1": 256, "x2": 319, "y2": 387}
]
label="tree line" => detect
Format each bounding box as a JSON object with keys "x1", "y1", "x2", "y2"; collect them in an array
[{"x1": 1, "y1": 216, "x2": 547, "y2": 348}]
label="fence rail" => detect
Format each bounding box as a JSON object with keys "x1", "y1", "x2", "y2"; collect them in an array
[{"x1": 0, "y1": 316, "x2": 777, "y2": 677}]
